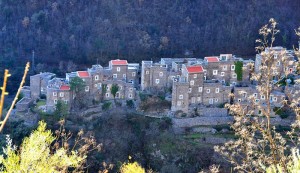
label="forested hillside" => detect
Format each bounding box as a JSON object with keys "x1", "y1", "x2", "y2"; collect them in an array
[{"x1": 1, "y1": 0, "x2": 300, "y2": 65}]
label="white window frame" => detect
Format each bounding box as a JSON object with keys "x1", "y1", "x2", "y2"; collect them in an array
[
  {"x1": 221, "y1": 72, "x2": 225, "y2": 76},
  {"x1": 206, "y1": 89, "x2": 210, "y2": 93},
  {"x1": 215, "y1": 88, "x2": 219, "y2": 93},
  {"x1": 179, "y1": 95, "x2": 183, "y2": 99},
  {"x1": 232, "y1": 74, "x2": 237, "y2": 78},
  {"x1": 129, "y1": 88, "x2": 133, "y2": 92},
  {"x1": 113, "y1": 74, "x2": 117, "y2": 78},
  {"x1": 273, "y1": 97, "x2": 277, "y2": 102},
  {"x1": 117, "y1": 67, "x2": 120, "y2": 72},
  {"x1": 223, "y1": 65, "x2": 227, "y2": 70},
  {"x1": 85, "y1": 86, "x2": 89, "y2": 92},
  {"x1": 64, "y1": 100, "x2": 68, "y2": 104},
  {"x1": 198, "y1": 87, "x2": 203, "y2": 92},
  {"x1": 274, "y1": 54, "x2": 278, "y2": 59},
  {"x1": 159, "y1": 72, "x2": 163, "y2": 77},
  {"x1": 54, "y1": 99, "x2": 57, "y2": 104},
  {"x1": 190, "y1": 80, "x2": 194, "y2": 86},
  {"x1": 231, "y1": 65, "x2": 235, "y2": 71},
  {"x1": 193, "y1": 74, "x2": 197, "y2": 78},
  {"x1": 53, "y1": 92, "x2": 57, "y2": 97},
  {"x1": 132, "y1": 72, "x2": 136, "y2": 77},
  {"x1": 213, "y1": 70, "x2": 218, "y2": 75},
  {"x1": 59, "y1": 92, "x2": 64, "y2": 97},
  {"x1": 261, "y1": 95, "x2": 265, "y2": 100},
  {"x1": 106, "y1": 93, "x2": 109, "y2": 97},
  {"x1": 155, "y1": 79, "x2": 160, "y2": 84},
  {"x1": 123, "y1": 74, "x2": 126, "y2": 78},
  {"x1": 129, "y1": 94, "x2": 132, "y2": 98},
  {"x1": 95, "y1": 75, "x2": 99, "y2": 81},
  {"x1": 254, "y1": 93, "x2": 257, "y2": 98},
  {"x1": 197, "y1": 97, "x2": 201, "y2": 102},
  {"x1": 277, "y1": 61, "x2": 280, "y2": 66},
  {"x1": 191, "y1": 97, "x2": 196, "y2": 103},
  {"x1": 94, "y1": 84, "x2": 97, "y2": 88},
  {"x1": 146, "y1": 70, "x2": 149, "y2": 74},
  {"x1": 188, "y1": 88, "x2": 192, "y2": 93},
  {"x1": 214, "y1": 98, "x2": 218, "y2": 102}
]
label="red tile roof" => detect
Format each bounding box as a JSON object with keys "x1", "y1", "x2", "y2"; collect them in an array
[
  {"x1": 204, "y1": 57, "x2": 219, "y2": 63},
  {"x1": 77, "y1": 71, "x2": 90, "y2": 78},
  {"x1": 111, "y1": 59, "x2": 128, "y2": 65},
  {"x1": 60, "y1": 85, "x2": 70, "y2": 90},
  {"x1": 187, "y1": 66, "x2": 204, "y2": 73}
]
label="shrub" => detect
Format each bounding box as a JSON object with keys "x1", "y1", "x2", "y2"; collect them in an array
[
  {"x1": 126, "y1": 100, "x2": 134, "y2": 108},
  {"x1": 102, "y1": 102, "x2": 112, "y2": 111}
]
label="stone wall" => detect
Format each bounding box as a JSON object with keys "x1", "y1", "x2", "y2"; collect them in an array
[
  {"x1": 16, "y1": 98, "x2": 33, "y2": 112},
  {"x1": 172, "y1": 116, "x2": 233, "y2": 128}
]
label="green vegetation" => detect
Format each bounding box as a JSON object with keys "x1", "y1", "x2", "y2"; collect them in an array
[
  {"x1": 273, "y1": 107, "x2": 289, "y2": 119},
  {"x1": 102, "y1": 101, "x2": 112, "y2": 111},
  {"x1": 70, "y1": 76, "x2": 85, "y2": 92},
  {"x1": 111, "y1": 84, "x2": 119, "y2": 100},
  {"x1": 53, "y1": 100, "x2": 69, "y2": 117},
  {"x1": 0, "y1": 121, "x2": 84, "y2": 173},
  {"x1": 126, "y1": 100, "x2": 134, "y2": 108},
  {"x1": 234, "y1": 61, "x2": 243, "y2": 81}
]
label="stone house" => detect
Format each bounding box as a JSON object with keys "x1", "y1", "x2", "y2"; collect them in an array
[
  {"x1": 171, "y1": 77, "x2": 189, "y2": 113},
  {"x1": 46, "y1": 78, "x2": 72, "y2": 112},
  {"x1": 141, "y1": 61, "x2": 168, "y2": 91},
  {"x1": 202, "y1": 81, "x2": 230, "y2": 106},
  {"x1": 102, "y1": 80, "x2": 135, "y2": 100},
  {"x1": 30, "y1": 72, "x2": 55, "y2": 100}
]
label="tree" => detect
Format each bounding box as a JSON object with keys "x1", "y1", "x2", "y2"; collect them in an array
[
  {"x1": 215, "y1": 18, "x2": 300, "y2": 172},
  {"x1": 234, "y1": 61, "x2": 243, "y2": 81},
  {"x1": 111, "y1": 84, "x2": 119, "y2": 102},
  {"x1": 54, "y1": 100, "x2": 69, "y2": 118},
  {"x1": 69, "y1": 77, "x2": 85, "y2": 93},
  {"x1": 0, "y1": 121, "x2": 101, "y2": 173}
]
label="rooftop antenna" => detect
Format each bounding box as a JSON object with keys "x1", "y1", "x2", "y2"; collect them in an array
[{"x1": 32, "y1": 50, "x2": 35, "y2": 72}]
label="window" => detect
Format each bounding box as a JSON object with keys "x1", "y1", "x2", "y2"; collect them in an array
[
  {"x1": 132, "y1": 72, "x2": 136, "y2": 77},
  {"x1": 123, "y1": 74, "x2": 126, "y2": 78},
  {"x1": 119, "y1": 86, "x2": 123, "y2": 90},
  {"x1": 191, "y1": 97, "x2": 196, "y2": 103},
  {"x1": 95, "y1": 75, "x2": 99, "y2": 81},
  {"x1": 188, "y1": 88, "x2": 192, "y2": 93},
  {"x1": 221, "y1": 56, "x2": 227, "y2": 61},
  {"x1": 238, "y1": 99, "x2": 241, "y2": 102},
  {"x1": 106, "y1": 93, "x2": 109, "y2": 97},
  {"x1": 129, "y1": 88, "x2": 133, "y2": 92},
  {"x1": 106, "y1": 86, "x2": 109, "y2": 90},
  {"x1": 197, "y1": 97, "x2": 201, "y2": 102},
  {"x1": 273, "y1": 97, "x2": 277, "y2": 102},
  {"x1": 59, "y1": 92, "x2": 64, "y2": 97},
  {"x1": 231, "y1": 65, "x2": 235, "y2": 70},
  {"x1": 113, "y1": 74, "x2": 117, "y2": 78},
  {"x1": 214, "y1": 98, "x2": 218, "y2": 102},
  {"x1": 261, "y1": 95, "x2": 265, "y2": 100},
  {"x1": 223, "y1": 65, "x2": 227, "y2": 70},
  {"x1": 53, "y1": 92, "x2": 57, "y2": 97},
  {"x1": 159, "y1": 72, "x2": 163, "y2": 77},
  {"x1": 221, "y1": 72, "x2": 225, "y2": 76},
  {"x1": 193, "y1": 74, "x2": 197, "y2": 78},
  {"x1": 198, "y1": 87, "x2": 203, "y2": 92},
  {"x1": 179, "y1": 95, "x2": 183, "y2": 99},
  {"x1": 274, "y1": 54, "x2": 278, "y2": 59},
  {"x1": 204, "y1": 76, "x2": 207, "y2": 81},
  {"x1": 190, "y1": 80, "x2": 194, "y2": 86},
  {"x1": 117, "y1": 67, "x2": 120, "y2": 72},
  {"x1": 255, "y1": 99, "x2": 260, "y2": 103},
  {"x1": 129, "y1": 94, "x2": 132, "y2": 98},
  {"x1": 177, "y1": 101, "x2": 181, "y2": 106},
  {"x1": 146, "y1": 71, "x2": 149, "y2": 74},
  {"x1": 213, "y1": 70, "x2": 218, "y2": 75},
  {"x1": 277, "y1": 61, "x2": 280, "y2": 66},
  {"x1": 206, "y1": 89, "x2": 210, "y2": 93},
  {"x1": 243, "y1": 92, "x2": 247, "y2": 98},
  {"x1": 155, "y1": 79, "x2": 160, "y2": 84},
  {"x1": 215, "y1": 88, "x2": 219, "y2": 93},
  {"x1": 85, "y1": 86, "x2": 89, "y2": 92},
  {"x1": 232, "y1": 74, "x2": 237, "y2": 78},
  {"x1": 54, "y1": 99, "x2": 57, "y2": 104},
  {"x1": 94, "y1": 84, "x2": 97, "y2": 88},
  {"x1": 254, "y1": 93, "x2": 258, "y2": 98},
  {"x1": 209, "y1": 98, "x2": 213, "y2": 104},
  {"x1": 64, "y1": 100, "x2": 68, "y2": 104}
]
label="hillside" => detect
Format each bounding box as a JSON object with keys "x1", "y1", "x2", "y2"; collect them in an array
[{"x1": 1, "y1": 0, "x2": 300, "y2": 66}]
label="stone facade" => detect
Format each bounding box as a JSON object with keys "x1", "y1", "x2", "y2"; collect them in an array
[
  {"x1": 16, "y1": 97, "x2": 33, "y2": 112},
  {"x1": 30, "y1": 72, "x2": 55, "y2": 100}
]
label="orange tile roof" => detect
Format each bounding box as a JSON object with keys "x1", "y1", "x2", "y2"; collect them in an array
[
  {"x1": 77, "y1": 71, "x2": 90, "y2": 78},
  {"x1": 187, "y1": 66, "x2": 204, "y2": 73},
  {"x1": 111, "y1": 59, "x2": 128, "y2": 65},
  {"x1": 60, "y1": 85, "x2": 70, "y2": 90},
  {"x1": 204, "y1": 57, "x2": 219, "y2": 62}
]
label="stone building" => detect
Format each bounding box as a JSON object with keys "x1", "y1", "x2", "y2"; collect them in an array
[
  {"x1": 46, "y1": 78, "x2": 72, "y2": 112},
  {"x1": 171, "y1": 77, "x2": 189, "y2": 113},
  {"x1": 30, "y1": 72, "x2": 55, "y2": 100},
  {"x1": 141, "y1": 61, "x2": 168, "y2": 91}
]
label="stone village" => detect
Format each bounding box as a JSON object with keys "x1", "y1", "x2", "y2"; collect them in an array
[{"x1": 16, "y1": 46, "x2": 300, "y2": 118}]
